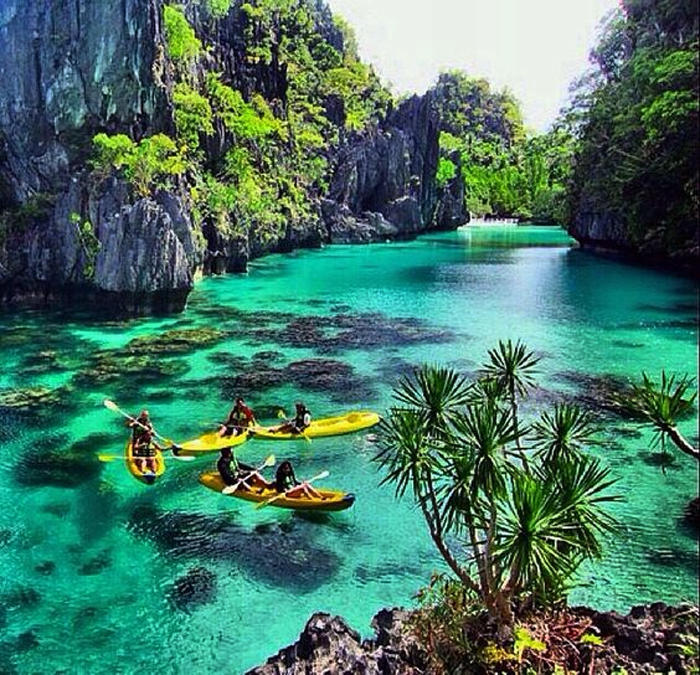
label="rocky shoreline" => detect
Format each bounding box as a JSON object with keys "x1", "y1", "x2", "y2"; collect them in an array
[{"x1": 247, "y1": 603, "x2": 699, "y2": 674}]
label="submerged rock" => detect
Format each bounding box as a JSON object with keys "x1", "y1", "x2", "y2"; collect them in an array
[
  {"x1": 14, "y1": 434, "x2": 102, "y2": 488},
  {"x1": 221, "y1": 356, "x2": 377, "y2": 404},
  {"x1": 127, "y1": 507, "x2": 341, "y2": 592},
  {"x1": 120, "y1": 328, "x2": 227, "y2": 356},
  {"x1": 74, "y1": 351, "x2": 189, "y2": 387},
  {"x1": 0, "y1": 385, "x2": 75, "y2": 417},
  {"x1": 168, "y1": 566, "x2": 218, "y2": 613},
  {"x1": 249, "y1": 312, "x2": 455, "y2": 354}
]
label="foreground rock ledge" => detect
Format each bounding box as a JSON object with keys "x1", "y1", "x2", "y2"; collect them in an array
[
  {"x1": 246, "y1": 603, "x2": 699, "y2": 674},
  {"x1": 246, "y1": 609, "x2": 426, "y2": 674}
]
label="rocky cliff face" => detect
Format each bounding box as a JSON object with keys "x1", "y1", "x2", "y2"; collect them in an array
[
  {"x1": 321, "y1": 92, "x2": 456, "y2": 243},
  {"x1": 0, "y1": 0, "x2": 167, "y2": 201},
  {"x1": 568, "y1": 199, "x2": 699, "y2": 273},
  {"x1": 0, "y1": 0, "x2": 467, "y2": 314}
]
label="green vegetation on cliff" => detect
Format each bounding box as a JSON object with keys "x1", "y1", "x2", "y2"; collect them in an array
[
  {"x1": 433, "y1": 72, "x2": 573, "y2": 222},
  {"x1": 91, "y1": 0, "x2": 393, "y2": 243},
  {"x1": 565, "y1": 0, "x2": 699, "y2": 253}
]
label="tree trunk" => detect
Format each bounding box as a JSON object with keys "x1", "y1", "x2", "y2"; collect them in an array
[{"x1": 669, "y1": 427, "x2": 700, "y2": 461}]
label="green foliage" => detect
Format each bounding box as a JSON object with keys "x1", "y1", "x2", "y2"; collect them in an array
[
  {"x1": 436, "y1": 157, "x2": 457, "y2": 188},
  {"x1": 91, "y1": 132, "x2": 186, "y2": 197},
  {"x1": 164, "y1": 5, "x2": 201, "y2": 63},
  {"x1": 204, "y1": 0, "x2": 232, "y2": 18},
  {"x1": 433, "y1": 70, "x2": 572, "y2": 220},
  {"x1": 619, "y1": 371, "x2": 699, "y2": 461},
  {"x1": 566, "y1": 1, "x2": 699, "y2": 252},
  {"x1": 375, "y1": 339, "x2": 620, "y2": 629},
  {"x1": 580, "y1": 632, "x2": 604, "y2": 646},
  {"x1": 173, "y1": 82, "x2": 214, "y2": 152},
  {"x1": 70, "y1": 212, "x2": 100, "y2": 280},
  {"x1": 0, "y1": 192, "x2": 56, "y2": 241},
  {"x1": 513, "y1": 626, "x2": 546, "y2": 661},
  {"x1": 93, "y1": 0, "x2": 392, "y2": 247}
]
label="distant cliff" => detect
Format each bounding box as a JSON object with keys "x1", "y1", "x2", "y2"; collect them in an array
[
  {"x1": 0, "y1": 0, "x2": 467, "y2": 314},
  {"x1": 565, "y1": 1, "x2": 699, "y2": 273}
]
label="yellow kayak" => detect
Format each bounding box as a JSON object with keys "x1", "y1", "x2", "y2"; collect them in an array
[
  {"x1": 176, "y1": 429, "x2": 251, "y2": 456},
  {"x1": 251, "y1": 411, "x2": 380, "y2": 441},
  {"x1": 199, "y1": 472, "x2": 356, "y2": 512},
  {"x1": 125, "y1": 440, "x2": 165, "y2": 485}
]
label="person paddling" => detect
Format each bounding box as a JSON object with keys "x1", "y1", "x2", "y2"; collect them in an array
[
  {"x1": 129, "y1": 409, "x2": 161, "y2": 475},
  {"x1": 272, "y1": 460, "x2": 324, "y2": 500},
  {"x1": 219, "y1": 396, "x2": 257, "y2": 438},
  {"x1": 274, "y1": 402, "x2": 311, "y2": 435},
  {"x1": 217, "y1": 447, "x2": 270, "y2": 491}
]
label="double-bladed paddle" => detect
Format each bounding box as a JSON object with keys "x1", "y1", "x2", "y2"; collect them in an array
[
  {"x1": 254, "y1": 469, "x2": 329, "y2": 509},
  {"x1": 102, "y1": 398, "x2": 194, "y2": 461},
  {"x1": 274, "y1": 409, "x2": 312, "y2": 443},
  {"x1": 222, "y1": 454, "x2": 276, "y2": 495}
]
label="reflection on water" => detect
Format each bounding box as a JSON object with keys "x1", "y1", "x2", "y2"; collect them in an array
[{"x1": 0, "y1": 226, "x2": 697, "y2": 673}]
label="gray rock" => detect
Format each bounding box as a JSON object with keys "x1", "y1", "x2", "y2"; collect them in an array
[
  {"x1": 246, "y1": 609, "x2": 427, "y2": 675},
  {"x1": 0, "y1": 0, "x2": 467, "y2": 313}
]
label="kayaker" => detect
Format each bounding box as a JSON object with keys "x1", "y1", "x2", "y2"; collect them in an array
[
  {"x1": 129, "y1": 410, "x2": 161, "y2": 474},
  {"x1": 273, "y1": 460, "x2": 324, "y2": 500},
  {"x1": 274, "y1": 402, "x2": 311, "y2": 435},
  {"x1": 219, "y1": 396, "x2": 257, "y2": 438},
  {"x1": 217, "y1": 447, "x2": 270, "y2": 491}
]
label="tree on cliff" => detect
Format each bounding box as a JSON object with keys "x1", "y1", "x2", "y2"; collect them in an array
[
  {"x1": 375, "y1": 340, "x2": 620, "y2": 635},
  {"x1": 432, "y1": 71, "x2": 574, "y2": 223},
  {"x1": 565, "y1": 0, "x2": 699, "y2": 258}
]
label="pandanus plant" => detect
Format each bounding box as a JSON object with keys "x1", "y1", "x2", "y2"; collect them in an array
[
  {"x1": 375, "y1": 341, "x2": 620, "y2": 633},
  {"x1": 623, "y1": 371, "x2": 699, "y2": 462}
]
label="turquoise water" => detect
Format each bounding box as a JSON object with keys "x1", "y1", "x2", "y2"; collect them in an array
[{"x1": 0, "y1": 225, "x2": 697, "y2": 673}]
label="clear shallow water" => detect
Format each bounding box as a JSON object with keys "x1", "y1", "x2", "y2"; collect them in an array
[{"x1": 0, "y1": 225, "x2": 698, "y2": 674}]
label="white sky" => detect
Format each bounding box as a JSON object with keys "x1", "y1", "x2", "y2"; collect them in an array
[{"x1": 325, "y1": 0, "x2": 621, "y2": 132}]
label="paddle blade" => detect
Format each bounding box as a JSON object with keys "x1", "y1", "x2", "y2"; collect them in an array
[
  {"x1": 98, "y1": 454, "x2": 120, "y2": 462},
  {"x1": 308, "y1": 470, "x2": 329, "y2": 483},
  {"x1": 277, "y1": 410, "x2": 287, "y2": 419},
  {"x1": 263, "y1": 454, "x2": 276, "y2": 467},
  {"x1": 103, "y1": 399, "x2": 120, "y2": 412},
  {"x1": 222, "y1": 483, "x2": 240, "y2": 495},
  {"x1": 169, "y1": 453, "x2": 195, "y2": 462}
]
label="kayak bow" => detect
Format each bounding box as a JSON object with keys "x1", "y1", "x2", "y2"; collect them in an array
[{"x1": 176, "y1": 429, "x2": 251, "y2": 456}]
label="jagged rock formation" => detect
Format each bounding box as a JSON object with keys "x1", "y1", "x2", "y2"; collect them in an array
[
  {"x1": 0, "y1": 0, "x2": 467, "y2": 314},
  {"x1": 322, "y1": 92, "x2": 448, "y2": 243},
  {"x1": 246, "y1": 609, "x2": 428, "y2": 675},
  {"x1": 247, "y1": 604, "x2": 700, "y2": 675}
]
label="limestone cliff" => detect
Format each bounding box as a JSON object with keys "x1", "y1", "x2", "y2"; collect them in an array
[{"x1": 0, "y1": 0, "x2": 467, "y2": 313}]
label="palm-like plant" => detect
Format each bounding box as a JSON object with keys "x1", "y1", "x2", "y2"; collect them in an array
[
  {"x1": 497, "y1": 454, "x2": 620, "y2": 606},
  {"x1": 375, "y1": 408, "x2": 478, "y2": 592},
  {"x1": 448, "y1": 404, "x2": 522, "y2": 503},
  {"x1": 393, "y1": 364, "x2": 472, "y2": 434},
  {"x1": 624, "y1": 371, "x2": 699, "y2": 461},
  {"x1": 531, "y1": 402, "x2": 598, "y2": 466},
  {"x1": 375, "y1": 343, "x2": 620, "y2": 634},
  {"x1": 495, "y1": 473, "x2": 581, "y2": 604},
  {"x1": 541, "y1": 454, "x2": 621, "y2": 558},
  {"x1": 481, "y1": 338, "x2": 540, "y2": 403},
  {"x1": 481, "y1": 339, "x2": 540, "y2": 459}
]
